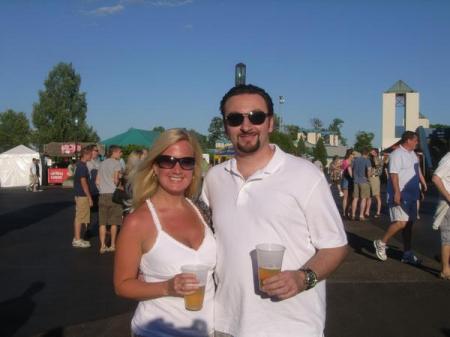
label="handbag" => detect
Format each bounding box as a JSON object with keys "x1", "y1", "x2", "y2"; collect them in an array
[{"x1": 112, "y1": 188, "x2": 128, "y2": 205}]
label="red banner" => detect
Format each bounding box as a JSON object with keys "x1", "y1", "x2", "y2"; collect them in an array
[{"x1": 48, "y1": 168, "x2": 69, "y2": 184}]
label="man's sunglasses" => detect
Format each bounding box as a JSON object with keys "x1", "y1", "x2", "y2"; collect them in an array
[
  {"x1": 155, "y1": 155, "x2": 196, "y2": 170},
  {"x1": 224, "y1": 111, "x2": 269, "y2": 127}
]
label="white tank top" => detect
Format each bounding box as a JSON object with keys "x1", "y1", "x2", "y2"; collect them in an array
[{"x1": 131, "y1": 199, "x2": 216, "y2": 337}]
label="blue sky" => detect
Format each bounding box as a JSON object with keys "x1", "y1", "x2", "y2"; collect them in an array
[{"x1": 1, "y1": 0, "x2": 449, "y2": 146}]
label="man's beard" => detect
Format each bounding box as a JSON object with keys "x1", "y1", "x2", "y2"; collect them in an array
[{"x1": 237, "y1": 136, "x2": 261, "y2": 154}]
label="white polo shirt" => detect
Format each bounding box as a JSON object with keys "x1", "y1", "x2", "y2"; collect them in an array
[
  {"x1": 434, "y1": 152, "x2": 450, "y2": 193},
  {"x1": 387, "y1": 145, "x2": 420, "y2": 202},
  {"x1": 201, "y1": 145, "x2": 347, "y2": 337}
]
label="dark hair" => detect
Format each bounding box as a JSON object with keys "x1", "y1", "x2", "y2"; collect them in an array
[
  {"x1": 85, "y1": 144, "x2": 97, "y2": 152},
  {"x1": 107, "y1": 145, "x2": 121, "y2": 157},
  {"x1": 400, "y1": 131, "x2": 418, "y2": 144},
  {"x1": 80, "y1": 146, "x2": 92, "y2": 158},
  {"x1": 361, "y1": 148, "x2": 370, "y2": 156},
  {"x1": 220, "y1": 84, "x2": 274, "y2": 116},
  {"x1": 344, "y1": 149, "x2": 353, "y2": 159}
]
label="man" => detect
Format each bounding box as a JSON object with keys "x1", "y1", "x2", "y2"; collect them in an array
[
  {"x1": 201, "y1": 84, "x2": 348, "y2": 337},
  {"x1": 374, "y1": 131, "x2": 427, "y2": 264},
  {"x1": 35, "y1": 159, "x2": 42, "y2": 191},
  {"x1": 367, "y1": 148, "x2": 382, "y2": 218},
  {"x1": 85, "y1": 144, "x2": 101, "y2": 239},
  {"x1": 432, "y1": 151, "x2": 450, "y2": 279},
  {"x1": 27, "y1": 158, "x2": 37, "y2": 192},
  {"x1": 97, "y1": 145, "x2": 122, "y2": 254},
  {"x1": 72, "y1": 146, "x2": 93, "y2": 248},
  {"x1": 351, "y1": 148, "x2": 372, "y2": 220}
]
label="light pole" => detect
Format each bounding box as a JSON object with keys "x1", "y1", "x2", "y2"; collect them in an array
[
  {"x1": 235, "y1": 63, "x2": 246, "y2": 86},
  {"x1": 74, "y1": 117, "x2": 79, "y2": 158},
  {"x1": 279, "y1": 95, "x2": 285, "y2": 133}
]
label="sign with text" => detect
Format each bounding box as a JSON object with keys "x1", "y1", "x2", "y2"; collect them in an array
[{"x1": 48, "y1": 168, "x2": 69, "y2": 184}]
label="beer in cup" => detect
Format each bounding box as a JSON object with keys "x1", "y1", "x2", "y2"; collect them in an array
[
  {"x1": 256, "y1": 243, "x2": 285, "y2": 290},
  {"x1": 180, "y1": 264, "x2": 209, "y2": 311}
]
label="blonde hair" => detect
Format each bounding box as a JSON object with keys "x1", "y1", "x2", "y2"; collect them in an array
[
  {"x1": 125, "y1": 150, "x2": 143, "y2": 178},
  {"x1": 131, "y1": 128, "x2": 203, "y2": 209}
]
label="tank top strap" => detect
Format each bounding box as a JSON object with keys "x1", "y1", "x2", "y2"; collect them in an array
[
  {"x1": 145, "y1": 199, "x2": 162, "y2": 231},
  {"x1": 185, "y1": 198, "x2": 208, "y2": 229}
]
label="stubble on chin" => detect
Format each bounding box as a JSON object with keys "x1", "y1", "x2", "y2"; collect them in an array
[{"x1": 237, "y1": 137, "x2": 260, "y2": 154}]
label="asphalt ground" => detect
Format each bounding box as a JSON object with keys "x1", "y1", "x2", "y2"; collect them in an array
[{"x1": 0, "y1": 185, "x2": 449, "y2": 337}]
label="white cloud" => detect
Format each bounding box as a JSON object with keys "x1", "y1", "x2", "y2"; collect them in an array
[
  {"x1": 86, "y1": 4, "x2": 125, "y2": 16},
  {"x1": 148, "y1": 0, "x2": 193, "y2": 7}
]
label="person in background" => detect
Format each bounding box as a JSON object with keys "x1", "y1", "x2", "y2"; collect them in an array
[
  {"x1": 432, "y1": 150, "x2": 450, "y2": 280},
  {"x1": 350, "y1": 148, "x2": 371, "y2": 221},
  {"x1": 114, "y1": 129, "x2": 216, "y2": 337},
  {"x1": 374, "y1": 131, "x2": 427, "y2": 265},
  {"x1": 368, "y1": 148, "x2": 382, "y2": 218},
  {"x1": 329, "y1": 155, "x2": 344, "y2": 197},
  {"x1": 85, "y1": 144, "x2": 101, "y2": 239},
  {"x1": 72, "y1": 146, "x2": 93, "y2": 248},
  {"x1": 341, "y1": 149, "x2": 354, "y2": 217},
  {"x1": 97, "y1": 145, "x2": 123, "y2": 254},
  {"x1": 27, "y1": 158, "x2": 38, "y2": 192}
]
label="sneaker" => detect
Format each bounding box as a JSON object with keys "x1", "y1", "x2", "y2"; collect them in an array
[
  {"x1": 100, "y1": 246, "x2": 107, "y2": 254},
  {"x1": 401, "y1": 251, "x2": 422, "y2": 266},
  {"x1": 373, "y1": 240, "x2": 387, "y2": 261},
  {"x1": 106, "y1": 246, "x2": 116, "y2": 252},
  {"x1": 72, "y1": 239, "x2": 91, "y2": 248}
]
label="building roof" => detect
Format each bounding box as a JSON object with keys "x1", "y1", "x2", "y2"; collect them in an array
[
  {"x1": 385, "y1": 80, "x2": 416, "y2": 94},
  {"x1": 101, "y1": 128, "x2": 160, "y2": 148}
]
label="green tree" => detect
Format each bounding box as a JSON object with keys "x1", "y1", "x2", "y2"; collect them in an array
[
  {"x1": 313, "y1": 137, "x2": 327, "y2": 167},
  {"x1": 354, "y1": 131, "x2": 374, "y2": 153},
  {"x1": 269, "y1": 130, "x2": 297, "y2": 155},
  {"x1": 297, "y1": 137, "x2": 307, "y2": 156},
  {"x1": 310, "y1": 118, "x2": 324, "y2": 131},
  {"x1": 207, "y1": 116, "x2": 225, "y2": 148},
  {"x1": 32, "y1": 62, "x2": 99, "y2": 149},
  {"x1": 188, "y1": 129, "x2": 209, "y2": 152},
  {"x1": 152, "y1": 126, "x2": 165, "y2": 132},
  {"x1": 285, "y1": 124, "x2": 300, "y2": 141},
  {"x1": 0, "y1": 109, "x2": 32, "y2": 152},
  {"x1": 328, "y1": 118, "x2": 347, "y2": 146},
  {"x1": 430, "y1": 123, "x2": 450, "y2": 129}
]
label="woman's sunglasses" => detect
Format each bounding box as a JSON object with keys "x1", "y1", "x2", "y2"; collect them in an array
[
  {"x1": 155, "y1": 155, "x2": 196, "y2": 170},
  {"x1": 224, "y1": 111, "x2": 269, "y2": 127}
]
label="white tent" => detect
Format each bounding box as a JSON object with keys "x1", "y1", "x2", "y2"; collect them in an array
[{"x1": 0, "y1": 145, "x2": 40, "y2": 187}]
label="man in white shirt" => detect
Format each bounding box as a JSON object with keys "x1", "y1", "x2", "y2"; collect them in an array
[
  {"x1": 201, "y1": 84, "x2": 348, "y2": 337},
  {"x1": 432, "y1": 151, "x2": 450, "y2": 279},
  {"x1": 373, "y1": 131, "x2": 427, "y2": 265}
]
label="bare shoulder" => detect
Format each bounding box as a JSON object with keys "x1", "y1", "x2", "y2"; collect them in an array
[{"x1": 122, "y1": 203, "x2": 153, "y2": 232}]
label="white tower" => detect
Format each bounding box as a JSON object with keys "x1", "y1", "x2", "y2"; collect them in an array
[{"x1": 382, "y1": 80, "x2": 420, "y2": 149}]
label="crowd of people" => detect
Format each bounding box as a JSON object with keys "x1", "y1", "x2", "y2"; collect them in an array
[{"x1": 62, "y1": 83, "x2": 449, "y2": 337}]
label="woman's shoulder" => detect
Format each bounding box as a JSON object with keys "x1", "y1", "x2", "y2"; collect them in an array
[{"x1": 123, "y1": 202, "x2": 153, "y2": 230}]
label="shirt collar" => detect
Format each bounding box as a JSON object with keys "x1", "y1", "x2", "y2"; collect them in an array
[{"x1": 225, "y1": 144, "x2": 286, "y2": 179}]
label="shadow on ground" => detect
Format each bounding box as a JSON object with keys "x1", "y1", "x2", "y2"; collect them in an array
[
  {"x1": 0, "y1": 202, "x2": 72, "y2": 237},
  {"x1": 0, "y1": 281, "x2": 45, "y2": 337}
]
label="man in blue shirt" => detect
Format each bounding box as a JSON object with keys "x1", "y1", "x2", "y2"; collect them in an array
[
  {"x1": 72, "y1": 146, "x2": 93, "y2": 248},
  {"x1": 351, "y1": 148, "x2": 372, "y2": 220}
]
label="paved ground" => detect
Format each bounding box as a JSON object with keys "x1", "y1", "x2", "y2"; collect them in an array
[{"x1": 0, "y1": 186, "x2": 449, "y2": 337}]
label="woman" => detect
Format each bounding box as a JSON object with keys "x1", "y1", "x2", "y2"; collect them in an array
[
  {"x1": 368, "y1": 148, "x2": 382, "y2": 218},
  {"x1": 341, "y1": 149, "x2": 354, "y2": 218},
  {"x1": 114, "y1": 129, "x2": 216, "y2": 337},
  {"x1": 329, "y1": 155, "x2": 343, "y2": 197}
]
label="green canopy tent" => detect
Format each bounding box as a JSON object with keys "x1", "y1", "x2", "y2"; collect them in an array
[{"x1": 101, "y1": 128, "x2": 161, "y2": 148}]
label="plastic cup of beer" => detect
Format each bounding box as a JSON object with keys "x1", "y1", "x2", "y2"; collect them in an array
[
  {"x1": 180, "y1": 264, "x2": 209, "y2": 311},
  {"x1": 256, "y1": 243, "x2": 286, "y2": 290}
]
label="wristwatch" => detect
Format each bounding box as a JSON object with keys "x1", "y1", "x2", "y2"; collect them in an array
[{"x1": 300, "y1": 268, "x2": 318, "y2": 290}]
